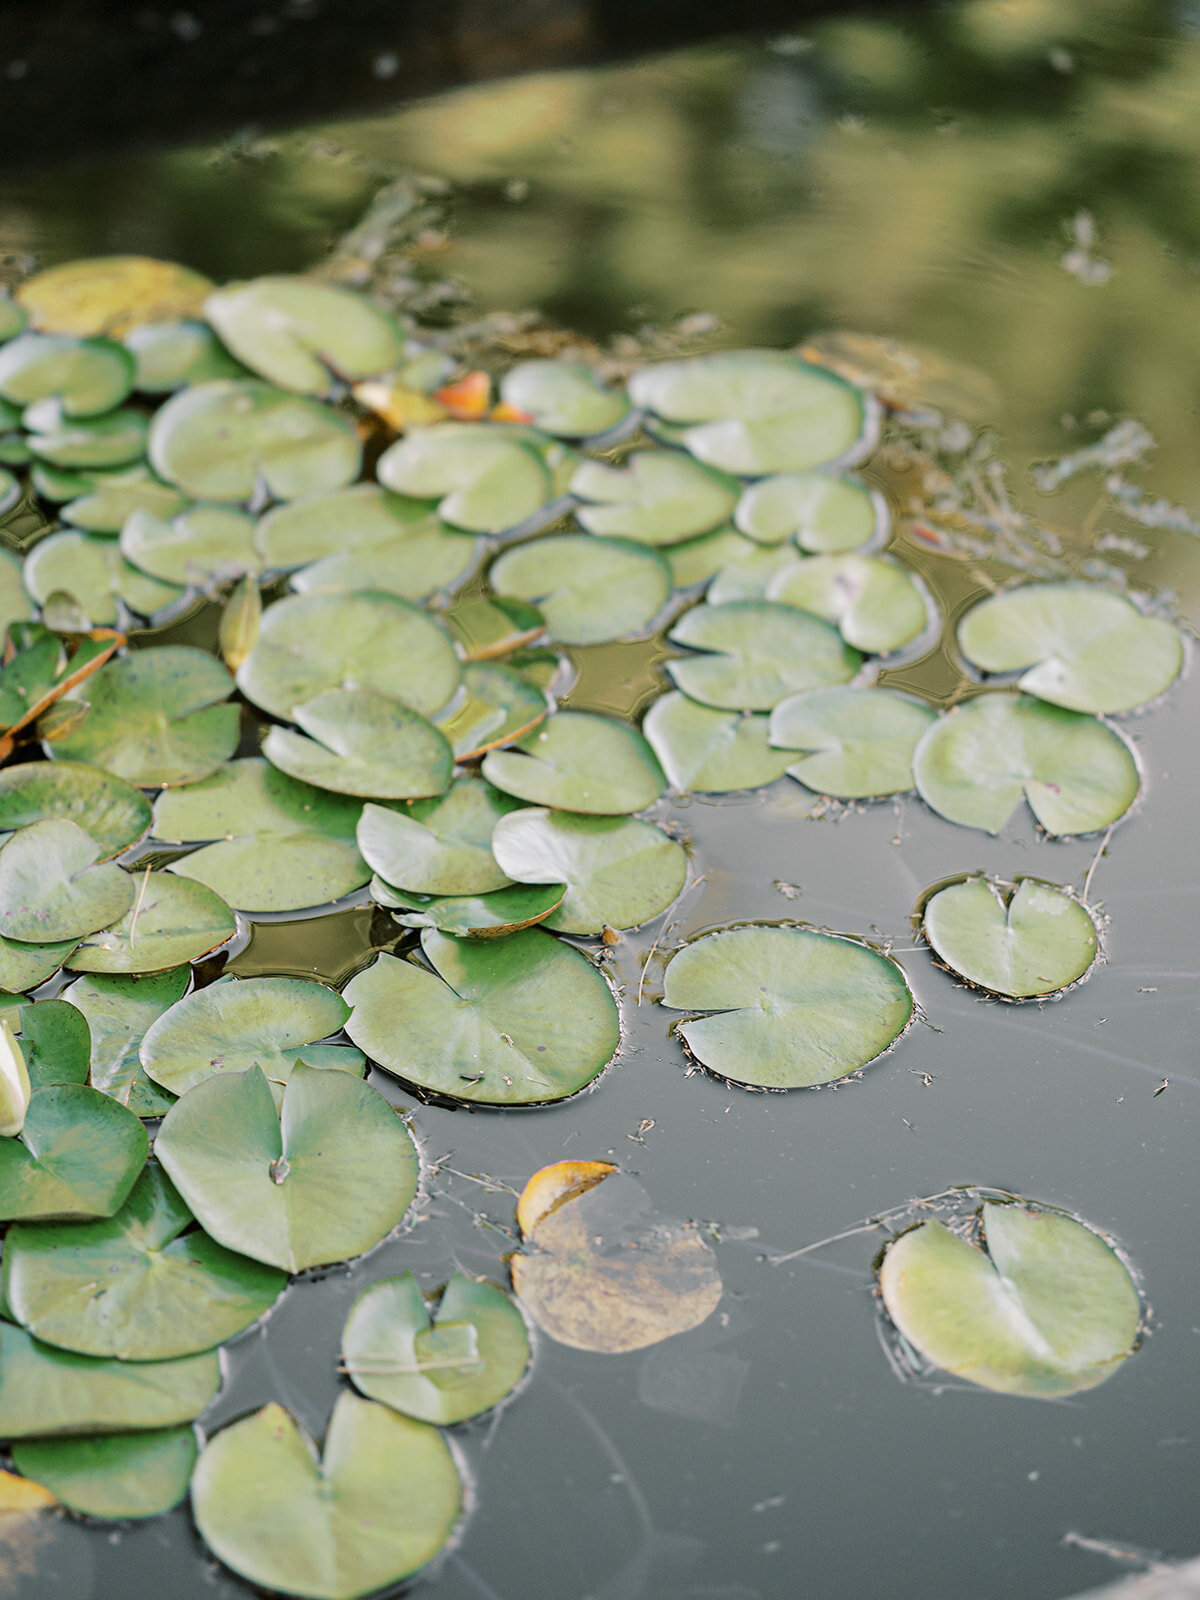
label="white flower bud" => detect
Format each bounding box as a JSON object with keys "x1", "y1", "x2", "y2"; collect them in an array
[{"x1": 0, "y1": 1018, "x2": 31, "y2": 1139}]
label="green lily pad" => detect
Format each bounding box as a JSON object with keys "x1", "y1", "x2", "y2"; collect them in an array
[
  {"x1": 0, "y1": 820, "x2": 133, "y2": 943},
  {"x1": 707, "y1": 542, "x2": 801, "y2": 604},
  {"x1": 735, "y1": 471, "x2": 884, "y2": 551},
  {"x1": 0, "y1": 931, "x2": 80, "y2": 993},
  {"x1": 0, "y1": 626, "x2": 77, "y2": 731},
  {"x1": 55, "y1": 467, "x2": 188, "y2": 534},
  {"x1": 343, "y1": 1273, "x2": 530, "y2": 1424},
  {"x1": 667, "y1": 601, "x2": 861, "y2": 711},
  {"x1": 25, "y1": 405, "x2": 149, "y2": 470},
  {"x1": 668, "y1": 525, "x2": 759, "y2": 588},
  {"x1": 629, "y1": 350, "x2": 870, "y2": 474},
  {"x1": 205, "y1": 276, "x2": 403, "y2": 395},
  {"x1": 63, "y1": 870, "x2": 236, "y2": 974},
  {"x1": 443, "y1": 595, "x2": 546, "y2": 661},
  {"x1": 500, "y1": 360, "x2": 631, "y2": 438},
  {"x1": 643, "y1": 693, "x2": 791, "y2": 793},
  {"x1": 1, "y1": 1162, "x2": 286, "y2": 1359},
  {"x1": 343, "y1": 930, "x2": 620, "y2": 1105},
  {"x1": 0, "y1": 467, "x2": 18, "y2": 516},
  {"x1": 141, "y1": 976, "x2": 357, "y2": 1099},
  {"x1": 921, "y1": 876, "x2": 1100, "y2": 998},
  {"x1": 0, "y1": 761, "x2": 151, "y2": 860},
  {"x1": 768, "y1": 686, "x2": 936, "y2": 798},
  {"x1": 0, "y1": 334, "x2": 133, "y2": 418},
  {"x1": 13, "y1": 1427, "x2": 196, "y2": 1519},
  {"x1": 768, "y1": 554, "x2": 930, "y2": 654},
  {"x1": 490, "y1": 534, "x2": 671, "y2": 646},
  {"x1": 955, "y1": 581, "x2": 1184, "y2": 714},
  {"x1": 238, "y1": 590, "x2": 461, "y2": 722},
  {"x1": 377, "y1": 422, "x2": 558, "y2": 534},
  {"x1": 18, "y1": 999, "x2": 90, "y2": 1089},
  {"x1": 0, "y1": 550, "x2": 31, "y2": 639},
  {"x1": 661, "y1": 924, "x2": 913, "y2": 1088},
  {"x1": 356, "y1": 780, "x2": 519, "y2": 895},
  {"x1": 48, "y1": 646, "x2": 239, "y2": 787},
  {"x1": 263, "y1": 688, "x2": 454, "y2": 800},
  {"x1": 257, "y1": 483, "x2": 436, "y2": 562},
  {"x1": 120, "y1": 505, "x2": 262, "y2": 587},
  {"x1": 124, "y1": 319, "x2": 246, "y2": 392},
  {"x1": 60, "y1": 968, "x2": 188, "y2": 1117},
  {"x1": 192, "y1": 1395, "x2": 462, "y2": 1599},
  {"x1": 0, "y1": 1084, "x2": 147, "y2": 1220},
  {"x1": 491, "y1": 809, "x2": 686, "y2": 934},
  {"x1": 482, "y1": 712, "x2": 665, "y2": 814},
  {"x1": 0, "y1": 1320, "x2": 220, "y2": 1438},
  {"x1": 156, "y1": 1064, "x2": 418, "y2": 1272},
  {"x1": 153, "y1": 758, "x2": 369, "y2": 915},
  {"x1": 570, "y1": 450, "x2": 738, "y2": 545},
  {"x1": 290, "y1": 535, "x2": 480, "y2": 604},
  {"x1": 434, "y1": 662, "x2": 550, "y2": 761},
  {"x1": 24, "y1": 530, "x2": 185, "y2": 624},
  {"x1": 878, "y1": 1202, "x2": 1141, "y2": 1397},
  {"x1": 373, "y1": 879, "x2": 565, "y2": 938},
  {"x1": 30, "y1": 462, "x2": 105, "y2": 502},
  {"x1": 912, "y1": 693, "x2": 1141, "y2": 836},
  {"x1": 149, "y1": 379, "x2": 361, "y2": 503}
]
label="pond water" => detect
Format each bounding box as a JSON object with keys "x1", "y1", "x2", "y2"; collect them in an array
[{"x1": 2, "y1": 2, "x2": 1200, "y2": 1598}]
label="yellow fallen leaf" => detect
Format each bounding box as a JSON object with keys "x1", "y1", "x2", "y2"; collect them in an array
[
  {"x1": 514, "y1": 1159, "x2": 614, "y2": 1236},
  {"x1": 352, "y1": 379, "x2": 447, "y2": 432},
  {"x1": 17, "y1": 256, "x2": 212, "y2": 337},
  {"x1": 0, "y1": 1471, "x2": 56, "y2": 1514}
]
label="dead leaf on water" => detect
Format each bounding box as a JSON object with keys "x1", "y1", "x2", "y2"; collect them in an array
[{"x1": 17, "y1": 258, "x2": 213, "y2": 337}]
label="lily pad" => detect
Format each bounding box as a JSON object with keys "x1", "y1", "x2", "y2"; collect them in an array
[
  {"x1": 120, "y1": 505, "x2": 262, "y2": 587},
  {"x1": 490, "y1": 534, "x2": 671, "y2": 646},
  {"x1": 141, "y1": 976, "x2": 358, "y2": 1099},
  {"x1": 16, "y1": 257, "x2": 212, "y2": 338},
  {"x1": 707, "y1": 542, "x2": 801, "y2": 604},
  {"x1": 661, "y1": 924, "x2": 913, "y2": 1088},
  {"x1": 667, "y1": 601, "x2": 861, "y2": 711},
  {"x1": 60, "y1": 968, "x2": 188, "y2": 1116},
  {"x1": 491, "y1": 809, "x2": 686, "y2": 934},
  {"x1": 735, "y1": 471, "x2": 884, "y2": 551},
  {"x1": 238, "y1": 590, "x2": 461, "y2": 722},
  {"x1": 768, "y1": 686, "x2": 936, "y2": 798},
  {"x1": 768, "y1": 554, "x2": 930, "y2": 654},
  {"x1": 124, "y1": 319, "x2": 246, "y2": 392},
  {"x1": 377, "y1": 422, "x2": 558, "y2": 534},
  {"x1": 0, "y1": 761, "x2": 150, "y2": 860},
  {"x1": 205, "y1": 277, "x2": 403, "y2": 395},
  {"x1": 878, "y1": 1202, "x2": 1141, "y2": 1397},
  {"x1": 482, "y1": 712, "x2": 665, "y2": 815},
  {"x1": 25, "y1": 406, "x2": 149, "y2": 470},
  {"x1": 0, "y1": 931, "x2": 80, "y2": 993},
  {"x1": 63, "y1": 871, "x2": 236, "y2": 975},
  {"x1": 434, "y1": 662, "x2": 550, "y2": 761},
  {"x1": 256, "y1": 483, "x2": 443, "y2": 564},
  {"x1": 668, "y1": 525, "x2": 759, "y2": 588},
  {"x1": 149, "y1": 379, "x2": 361, "y2": 503},
  {"x1": 643, "y1": 693, "x2": 791, "y2": 793},
  {"x1": 343, "y1": 929, "x2": 620, "y2": 1104},
  {"x1": 0, "y1": 820, "x2": 133, "y2": 943},
  {"x1": 18, "y1": 999, "x2": 90, "y2": 1089},
  {"x1": 342, "y1": 1273, "x2": 529, "y2": 1424},
  {"x1": 570, "y1": 450, "x2": 739, "y2": 545},
  {"x1": 442, "y1": 596, "x2": 545, "y2": 663},
  {"x1": 13, "y1": 1428, "x2": 196, "y2": 1520},
  {"x1": 0, "y1": 334, "x2": 133, "y2": 417},
  {"x1": 921, "y1": 876, "x2": 1100, "y2": 998},
  {"x1": 955, "y1": 582, "x2": 1184, "y2": 714},
  {"x1": 191, "y1": 1395, "x2": 462, "y2": 1600},
  {"x1": 499, "y1": 359, "x2": 631, "y2": 437},
  {"x1": 24, "y1": 530, "x2": 185, "y2": 624},
  {"x1": 373, "y1": 880, "x2": 565, "y2": 938},
  {"x1": 356, "y1": 780, "x2": 519, "y2": 896},
  {"x1": 290, "y1": 536, "x2": 480, "y2": 604},
  {"x1": 60, "y1": 467, "x2": 189, "y2": 533},
  {"x1": 629, "y1": 350, "x2": 870, "y2": 474},
  {"x1": 48, "y1": 646, "x2": 239, "y2": 787},
  {"x1": 912, "y1": 693, "x2": 1141, "y2": 836},
  {"x1": 153, "y1": 758, "x2": 368, "y2": 915},
  {"x1": 0, "y1": 1084, "x2": 147, "y2": 1220},
  {"x1": 263, "y1": 688, "x2": 454, "y2": 800}
]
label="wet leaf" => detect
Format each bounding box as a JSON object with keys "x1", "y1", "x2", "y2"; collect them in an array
[
  {"x1": 510, "y1": 1163, "x2": 722, "y2": 1353},
  {"x1": 491, "y1": 808, "x2": 686, "y2": 934},
  {"x1": 343, "y1": 929, "x2": 619, "y2": 1104},
  {"x1": 434, "y1": 662, "x2": 550, "y2": 760},
  {"x1": 643, "y1": 693, "x2": 791, "y2": 793},
  {"x1": 24, "y1": 530, "x2": 185, "y2": 624},
  {"x1": 121, "y1": 505, "x2": 262, "y2": 587},
  {"x1": 570, "y1": 449, "x2": 738, "y2": 545},
  {"x1": 767, "y1": 554, "x2": 930, "y2": 654},
  {"x1": 0, "y1": 1085, "x2": 147, "y2": 1220},
  {"x1": 256, "y1": 484, "x2": 461, "y2": 573},
  {"x1": 490, "y1": 534, "x2": 671, "y2": 646},
  {"x1": 878, "y1": 1202, "x2": 1141, "y2": 1397},
  {"x1": 955, "y1": 581, "x2": 1184, "y2": 714},
  {"x1": 342, "y1": 1273, "x2": 529, "y2": 1424},
  {"x1": 667, "y1": 524, "x2": 758, "y2": 588},
  {"x1": 263, "y1": 688, "x2": 454, "y2": 800},
  {"x1": 499, "y1": 360, "x2": 630, "y2": 438},
  {"x1": 921, "y1": 876, "x2": 1099, "y2": 998},
  {"x1": 912, "y1": 693, "x2": 1141, "y2": 835},
  {"x1": 0, "y1": 931, "x2": 79, "y2": 994},
  {"x1": 768, "y1": 685, "x2": 936, "y2": 798},
  {"x1": 205, "y1": 276, "x2": 402, "y2": 395},
  {"x1": 218, "y1": 573, "x2": 262, "y2": 672},
  {"x1": 667, "y1": 600, "x2": 861, "y2": 710},
  {"x1": 0, "y1": 820, "x2": 133, "y2": 943},
  {"x1": 372, "y1": 879, "x2": 565, "y2": 938},
  {"x1": 17, "y1": 999, "x2": 89, "y2": 1089},
  {"x1": 191, "y1": 1395, "x2": 462, "y2": 1599},
  {"x1": 356, "y1": 779, "x2": 520, "y2": 896},
  {"x1": 0, "y1": 761, "x2": 151, "y2": 860},
  {"x1": 377, "y1": 422, "x2": 558, "y2": 534},
  {"x1": 735, "y1": 471, "x2": 884, "y2": 551},
  {"x1": 63, "y1": 870, "x2": 236, "y2": 975},
  {"x1": 661, "y1": 924, "x2": 913, "y2": 1088},
  {"x1": 707, "y1": 541, "x2": 801, "y2": 605},
  {"x1": 13, "y1": 1428, "x2": 195, "y2": 1520},
  {"x1": 482, "y1": 711, "x2": 665, "y2": 814},
  {"x1": 59, "y1": 467, "x2": 188, "y2": 533},
  {"x1": 443, "y1": 594, "x2": 545, "y2": 661},
  {"x1": 25, "y1": 405, "x2": 148, "y2": 471},
  {"x1": 0, "y1": 334, "x2": 133, "y2": 417},
  {"x1": 60, "y1": 968, "x2": 188, "y2": 1117},
  {"x1": 124, "y1": 319, "x2": 246, "y2": 392},
  {"x1": 16, "y1": 258, "x2": 212, "y2": 338},
  {"x1": 2, "y1": 1162, "x2": 286, "y2": 1359}
]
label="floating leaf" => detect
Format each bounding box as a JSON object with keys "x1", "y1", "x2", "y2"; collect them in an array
[
  {"x1": 16, "y1": 257, "x2": 212, "y2": 338},
  {"x1": 192, "y1": 1395, "x2": 462, "y2": 1599},
  {"x1": 435, "y1": 662, "x2": 549, "y2": 761},
  {"x1": 707, "y1": 542, "x2": 800, "y2": 604},
  {"x1": 0, "y1": 761, "x2": 150, "y2": 860},
  {"x1": 218, "y1": 573, "x2": 262, "y2": 672},
  {"x1": 767, "y1": 553, "x2": 930, "y2": 654},
  {"x1": 256, "y1": 484, "x2": 450, "y2": 565},
  {"x1": 510, "y1": 1162, "x2": 722, "y2": 1353},
  {"x1": 735, "y1": 471, "x2": 884, "y2": 551},
  {"x1": 60, "y1": 467, "x2": 188, "y2": 533},
  {"x1": 0, "y1": 1021, "x2": 30, "y2": 1137},
  {"x1": 12, "y1": 1428, "x2": 196, "y2": 1520},
  {"x1": 570, "y1": 450, "x2": 738, "y2": 544},
  {"x1": 0, "y1": 1085, "x2": 147, "y2": 1220},
  {"x1": 878, "y1": 1202, "x2": 1141, "y2": 1397},
  {"x1": 18, "y1": 999, "x2": 89, "y2": 1089},
  {"x1": 0, "y1": 932, "x2": 79, "y2": 995},
  {"x1": 955, "y1": 582, "x2": 1184, "y2": 714},
  {"x1": 124, "y1": 319, "x2": 246, "y2": 392},
  {"x1": 157, "y1": 1064, "x2": 417, "y2": 1272},
  {"x1": 921, "y1": 876, "x2": 1099, "y2": 998},
  {"x1": 668, "y1": 525, "x2": 758, "y2": 588},
  {"x1": 149, "y1": 379, "x2": 361, "y2": 502},
  {"x1": 263, "y1": 688, "x2": 454, "y2": 800},
  {"x1": 343, "y1": 1273, "x2": 529, "y2": 1424},
  {"x1": 499, "y1": 360, "x2": 630, "y2": 438},
  {"x1": 661, "y1": 924, "x2": 913, "y2": 1088},
  {"x1": 357, "y1": 779, "x2": 519, "y2": 896},
  {"x1": 0, "y1": 625, "x2": 122, "y2": 743},
  {"x1": 0, "y1": 334, "x2": 133, "y2": 417},
  {"x1": 60, "y1": 968, "x2": 188, "y2": 1117},
  {"x1": 377, "y1": 422, "x2": 558, "y2": 534},
  {"x1": 438, "y1": 600, "x2": 541, "y2": 668},
  {"x1": 344, "y1": 930, "x2": 619, "y2": 1104},
  {"x1": 24, "y1": 530, "x2": 184, "y2": 624},
  {"x1": 0, "y1": 294, "x2": 26, "y2": 341},
  {"x1": 373, "y1": 879, "x2": 565, "y2": 938},
  {"x1": 491, "y1": 809, "x2": 686, "y2": 934},
  {"x1": 2, "y1": 1163, "x2": 286, "y2": 1359},
  {"x1": 0, "y1": 820, "x2": 133, "y2": 943},
  {"x1": 482, "y1": 712, "x2": 665, "y2": 814},
  {"x1": 912, "y1": 693, "x2": 1141, "y2": 836},
  {"x1": 768, "y1": 686, "x2": 936, "y2": 798},
  {"x1": 667, "y1": 600, "x2": 860, "y2": 711},
  {"x1": 121, "y1": 505, "x2": 262, "y2": 587},
  {"x1": 490, "y1": 534, "x2": 671, "y2": 646},
  {"x1": 48, "y1": 646, "x2": 239, "y2": 786},
  {"x1": 63, "y1": 870, "x2": 236, "y2": 975},
  {"x1": 643, "y1": 693, "x2": 791, "y2": 793},
  {"x1": 25, "y1": 406, "x2": 148, "y2": 470},
  {"x1": 205, "y1": 277, "x2": 403, "y2": 395}
]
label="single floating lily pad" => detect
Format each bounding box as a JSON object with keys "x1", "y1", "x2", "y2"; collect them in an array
[
  {"x1": 878, "y1": 1202, "x2": 1141, "y2": 1397},
  {"x1": 343, "y1": 930, "x2": 620, "y2": 1105},
  {"x1": 490, "y1": 534, "x2": 671, "y2": 645},
  {"x1": 205, "y1": 276, "x2": 403, "y2": 395},
  {"x1": 0, "y1": 931, "x2": 80, "y2": 995},
  {"x1": 121, "y1": 505, "x2": 262, "y2": 588},
  {"x1": 570, "y1": 450, "x2": 739, "y2": 545},
  {"x1": 668, "y1": 525, "x2": 759, "y2": 589},
  {"x1": 372, "y1": 879, "x2": 565, "y2": 939},
  {"x1": 661, "y1": 924, "x2": 913, "y2": 1088},
  {"x1": 921, "y1": 876, "x2": 1099, "y2": 998},
  {"x1": 912, "y1": 693, "x2": 1141, "y2": 836},
  {"x1": 24, "y1": 530, "x2": 185, "y2": 625},
  {"x1": 255, "y1": 485, "x2": 469, "y2": 586},
  {"x1": 482, "y1": 712, "x2": 665, "y2": 815},
  {"x1": 768, "y1": 686, "x2": 936, "y2": 798},
  {"x1": 357, "y1": 779, "x2": 520, "y2": 896},
  {"x1": 263, "y1": 688, "x2": 454, "y2": 800},
  {"x1": 500, "y1": 360, "x2": 631, "y2": 437},
  {"x1": 64, "y1": 871, "x2": 236, "y2": 976},
  {"x1": 61, "y1": 968, "x2": 189, "y2": 1117},
  {"x1": 644, "y1": 693, "x2": 792, "y2": 793},
  {"x1": 667, "y1": 600, "x2": 861, "y2": 711},
  {"x1": 16, "y1": 257, "x2": 212, "y2": 339},
  {"x1": 377, "y1": 422, "x2": 558, "y2": 534},
  {"x1": 0, "y1": 820, "x2": 134, "y2": 944},
  {"x1": 0, "y1": 1084, "x2": 147, "y2": 1220},
  {"x1": 0, "y1": 761, "x2": 150, "y2": 861},
  {"x1": 435, "y1": 662, "x2": 550, "y2": 761},
  {"x1": 13, "y1": 1428, "x2": 196, "y2": 1520},
  {"x1": 768, "y1": 554, "x2": 930, "y2": 654},
  {"x1": 0, "y1": 333, "x2": 133, "y2": 418},
  {"x1": 735, "y1": 471, "x2": 884, "y2": 551}
]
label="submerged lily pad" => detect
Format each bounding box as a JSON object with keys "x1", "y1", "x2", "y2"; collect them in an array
[
  {"x1": 205, "y1": 276, "x2": 403, "y2": 395},
  {"x1": 768, "y1": 554, "x2": 930, "y2": 654},
  {"x1": 921, "y1": 876, "x2": 1099, "y2": 998},
  {"x1": 344, "y1": 930, "x2": 620, "y2": 1104},
  {"x1": 768, "y1": 686, "x2": 936, "y2": 798},
  {"x1": 667, "y1": 600, "x2": 861, "y2": 710},
  {"x1": 878, "y1": 1202, "x2": 1141, "y2": 1397},
  {"x1": 0, "y1": 1084, "x2": 147, "y2": 1220},
  {"x1": 343, "y1": 1273, "x2": 530, "y2": 1424},
  {"x1": 661, "y1": 924, "x2": 913, "y2": 1088},
  {"x1": 490, "y1": 534, "x2": 671, "y2": 645},
  {"x1": 912, "y1": 693, "x2": 1141, "y2": 836},
  {"x1": 0, "y1": 334, "x2": 133, "y2": 417},
  {"x1": 377, "y1": 422, "x2": 558, "y2": 534},
  {"x1": 64, "y1": 872, "x2": 236, "y2": 974},
  {"x1": 0, "y1": 820, "x2": 133, "y2": 943},
  {"x1": 735, "y1": 471, "x2": 884, "y2": 551},
  {"x1": 357, "y1": 780, "x2": 518, "y2": 895},
  {"x1": 373, "y1": 879, "x2": 565, "y2": 938},
  {"x1": 13, "y1": 1428, "x2": 197, "y2": 1520},
  {"x1": 443, "y1": 595, "x2": 546, "y2": 661},
  {"x1": 60, "y1": 968, "x2": 188, "y2": 1117},
  {"x1": 16, "y1": 257, "x2": 212, "y2": 339},
  {"x1": 434, "y1": 662, "x2": 550, "y2": 761},
  {"x1": 955, "y1": 582, "x2": 1184, "y2": 714},
  {"x1": 192, "y1": 1395, "x2": 462, "y2": 1600},
  {"x1": 263, "y1": 688, "x2": 453, "y2": 800},
  {"x1": 500, "y1": 360, "x2": 631, "y2": 437},
  {"x1": 120, "y1": 505, "x2": 262, "y2": 587},
  {"x1": 570, "y1": 450, "x2": 738, "y2": 545},
  {"x1": 0, "y1": 761, "x2": 150, "y2": 860},
  {"x1": 482, "y1": 712, "x2": 665, "y2": 814},
  {"x1": 644, "y1": 693, "x2": 792, "y2": 793},
  {"x1": 24, "y1": 531, "x2": 185, "y2": 624},
  {"x1": 124, "y1": 319, "x2": 246, "y2": 392}
]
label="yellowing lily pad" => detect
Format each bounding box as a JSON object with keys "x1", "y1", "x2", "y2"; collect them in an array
[{"x1": 17, "y1": 258, "x2": 212, "y2": 337}]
